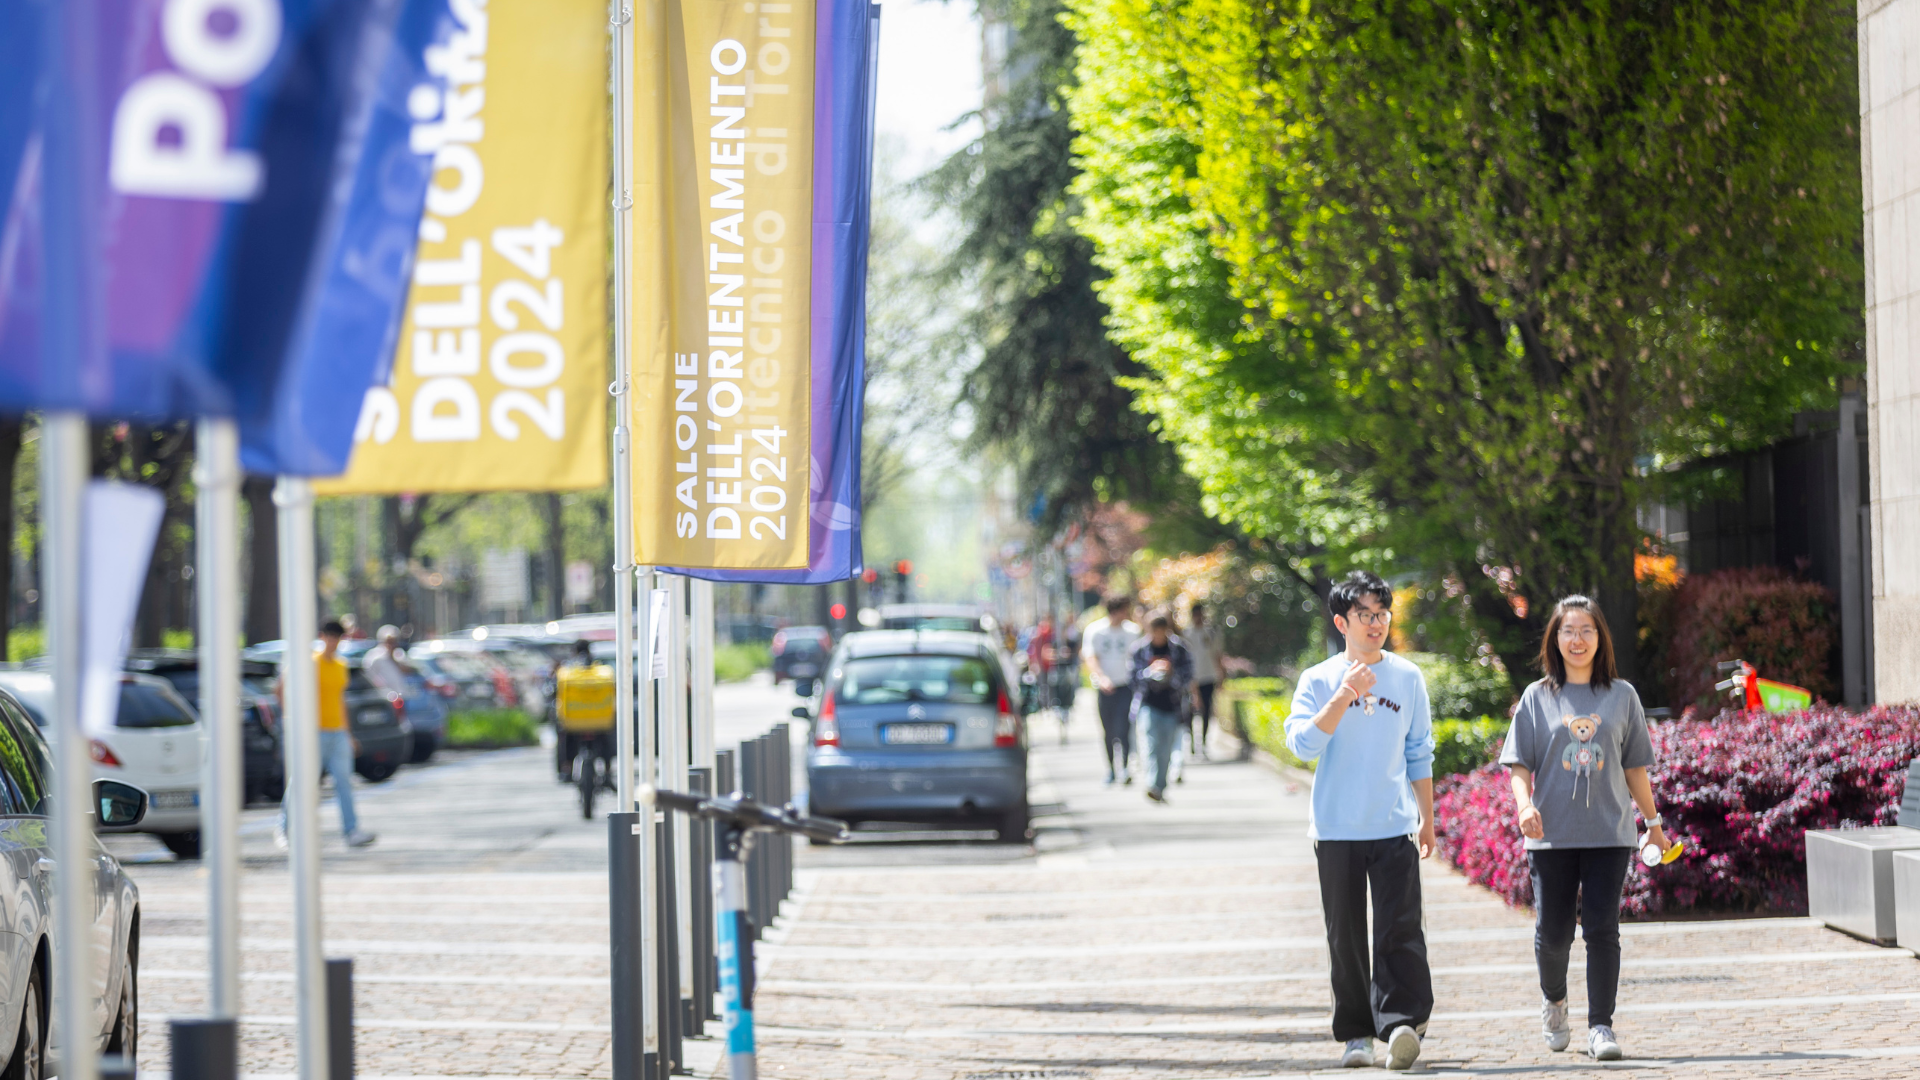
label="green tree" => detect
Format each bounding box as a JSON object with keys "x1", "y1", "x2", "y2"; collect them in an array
[
  {"x1": 1067, "y1": 0, "x2": 1862, "y2": 683},
  {"x1": 927, "y1": 0, "x2": 1175, "y2": 527}
]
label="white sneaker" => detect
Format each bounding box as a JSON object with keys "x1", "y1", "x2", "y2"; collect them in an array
[
  {"x1": 1386, "y1": 1025, "x2": 1421, "y2": 1070},
  {"x1": 1542, "y1": 997, "x2": 1571, "y2": 1051},
  {"x1": 1588, "y1": 1025, "x2": 1621, "y2": 1061},
  {"x1": 272, "y1": 826, "x2": 288, "y2": 851},
  {"x1": 345, "y1": 830, "x2": 378, "y2": 848},
  {"x1": 1339, "y1": 1038, "x2": 1373, "y2": 1068}
]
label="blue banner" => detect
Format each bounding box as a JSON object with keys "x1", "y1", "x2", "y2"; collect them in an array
[
  {"x1": 0, "y1": 0, "x2": 453, "y2": 476},
  {"x1": 672, "y1": 0, "x2": 879, "y2": 585}
]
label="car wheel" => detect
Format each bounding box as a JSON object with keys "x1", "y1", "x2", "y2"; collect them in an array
[
  {"x1": 408, "y1": 733, "x2": 437, "y2": 764},
  {"x1": 159, "y1": 831, "x2": 203, "y2": 860},
  {"x1": 104, "y1": 951, "x2": 135, "y2": 1061},
  {"x1": 356, "y1": 761, "x2": 398, "y2": 783},
  {"x1": 4, "y1": 964, "x2": 44, "y2": 1080},
  {"x1": 996, "y1": 806, "x2": 1030, "y2": 844}
]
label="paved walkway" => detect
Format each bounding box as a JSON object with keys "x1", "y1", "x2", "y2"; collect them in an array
[
  {"x1": 749, "y1": 704, "x2": 1920, "y2": 1078},
  {"x1": 119, "y1": 689, "x2": 1920, "y2": 1078}
]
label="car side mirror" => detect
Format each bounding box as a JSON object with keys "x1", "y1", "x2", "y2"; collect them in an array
[
  {"x1": 791, "y1": 706, "x2": 810, "y2": 719},
  {"x1": 93, "y1": 780, "x2": 147, "y2": 828},
  {"x1": 792, "y1": 677, "x2": 816, "y2": 698}
]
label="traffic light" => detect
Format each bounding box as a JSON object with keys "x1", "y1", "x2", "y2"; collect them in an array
[
  {"x1": 893, "y1": 559, "x2": 912, "y2": 577},
  {"x1": 862, "y1": 568, "x2": 879, "y2": 584},
  {"x1": 892, "y1": 559, "x2": 912, "y2": 603}
]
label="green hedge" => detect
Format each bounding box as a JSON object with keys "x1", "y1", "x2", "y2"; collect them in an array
[
  {"x1": 715, "y1": 642, "x2": 772, "y2": 683},
  {"x1": 447, "y1": 708, "x2": 540, "y2": 748},
  {"x1": 1432, "y1": 717, "x2": 1506, "y2": 778},
  {"x1": 1403, "y1": 652, "x2": 1515, "y2": 720}
]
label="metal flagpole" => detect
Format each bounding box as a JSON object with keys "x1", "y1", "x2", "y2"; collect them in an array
[
  {"x1": 606, "y1": 0, "x2": 660, "y2": 1070},
  {"x1": 43, "y1": 413, "x2": 95, "y2": 1080},
  {"x1": 666, "y1": 575, "x2": 693, "y2": 1015},
  {"x1": 274, "y1": 477, "x2": 329, "y2": 1080},
  {"x1": 196, "y1": 419, "x2": 244, "y2": 1026},
  {"x1": 636, "y1": 570, "x2": 659, "y2": 1066},
  {"x1": 689, "y1": 578, "x2": 715, "y2": 772}
]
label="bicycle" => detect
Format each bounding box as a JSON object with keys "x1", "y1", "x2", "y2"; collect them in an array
[
  {"x1": 640, "y1": 785, "x2": 847, "y2": 1080},
  {"x1": 575, "y1": 730, "x2": 614, "y2": 819}
]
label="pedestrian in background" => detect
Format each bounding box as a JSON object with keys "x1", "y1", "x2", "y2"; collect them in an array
[
  {"x1": 1501, "y1": 595, "x2": 1667, "y2": 1063},
  {"x1": 1186, "y1": 602, "x2": 1224, "y2": 759},
  {"x1": 1284, "y1": 571, "x2": 1435, "y2": 1070},
  {"x1": 276, "y1": 619, "x2": 377, "y2": 850},
  {"x1": 1128, "y1": 612, "x2": 1193, "y2": 803},
  {"x1": 1083, "y1": 595, "x2": 1139, "y2": 784}
]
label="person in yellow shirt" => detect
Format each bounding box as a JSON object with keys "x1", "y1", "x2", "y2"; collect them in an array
[{"x1": 277, "y1": 620, "x2": 376, "y2": 848}]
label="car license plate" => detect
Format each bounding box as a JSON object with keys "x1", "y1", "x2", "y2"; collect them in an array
[
  {"x1": 883, "y1": 723, "x2": 952, "y2": 745},
  {"x1": 789, "y1": 663, "x2": 818, "y2": 678},
  {"x1": 358, "y1": 708, "x2": 392, "y2": 725},
  {"x1": 151, "y1": 789, "x2": 199, "y2": 810}
]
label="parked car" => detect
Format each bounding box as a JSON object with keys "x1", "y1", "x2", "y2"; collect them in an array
[
  {"x1": 803, "y1": 630, "x2": 1029, "y2": 842},
  {"x1": 0, "y1": 685, "x2": 144, "y2": 1077},
  {"x1": 0, "y1": 668, "x2": 207, "y2": 859},
  {"x1": 241, "y1": 647, "x2": 414, "y2": 782},
  {"x1": 878, "y1": 604, "x2": 991, "y2": 633},
  {"x1": 771, "y1": 626, "x2": 833, "y2": 685},
  {"x1": 413, "y1": 647, "x2": 512, "y2": 710},
  {"x1": 123, "y1": 650, "x2": 286, "y2": 805}
]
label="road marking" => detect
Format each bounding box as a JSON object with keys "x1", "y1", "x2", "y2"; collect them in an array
[
  {"x1": 154, "y1": 1012, "x2": 608, "y2": 1034},
  {"x1": 140, "y1": 970, "x2": 607, "y2": 987},
  {"x1": 804, "y1": 882, "x2": 1323, "y2": 903},
  {"x1": 754, "y1": 989, "x2": 1920, "y2": 1040},
  {"x1": 138, "y1": 911, "x2": 612, "y2": 930},
  {"x1": 758, "y1": 917, "x2": 1834, "y2": 961},
  {"x1": 756, "y1": 947, "x2": 1911, "y2": 993},
  {"x1": 142, "y1": 936, "x2": 605, "y2": 958},
  {"x1": 783, "y1": 899, "x2": 1516, "y2": 930}
]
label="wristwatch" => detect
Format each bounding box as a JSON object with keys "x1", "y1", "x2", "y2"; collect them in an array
[{"x1": 1643, "y1": 813, "x2": 1664, "y2": 828}]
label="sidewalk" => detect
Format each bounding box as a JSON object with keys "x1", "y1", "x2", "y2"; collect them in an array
[{"x1": 748, "y1": 704, "x2": 1920, "y2": 1078}]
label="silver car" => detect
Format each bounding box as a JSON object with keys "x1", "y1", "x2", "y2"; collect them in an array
[
  {"x1": 0, "y1": 686, "x2": 146, "y2": 1079},
  {"x1": 804, "y1": 631, "x2": 1029, "y2": 842}
]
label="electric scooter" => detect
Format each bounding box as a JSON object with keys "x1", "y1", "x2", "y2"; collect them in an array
[{"x1": 639, "y1": 785, "x2": 848, "y2": 1080}]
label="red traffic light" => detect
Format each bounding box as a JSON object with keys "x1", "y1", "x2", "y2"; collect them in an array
[
  {"x1": 894, "y1": 559, "x2": 913, "y2": 576},
  {"x1": 862, "y1": 568, "x2": 879, "y2": 584},
  {"x1": 829, "y1": 603, "x2": 847, "y2": 620}
]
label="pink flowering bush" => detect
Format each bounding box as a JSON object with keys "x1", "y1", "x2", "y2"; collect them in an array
[{"x1": 1435, "y1": 705, "x2": 1920, "y2": 916}]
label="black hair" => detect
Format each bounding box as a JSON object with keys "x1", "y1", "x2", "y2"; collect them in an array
[
  {"x1": 1539, "y1": 595, "x2": 1617, "y2": 692},
  {"x1": 1326, "y1": 571, "x2": 1392, "y2": 619},
  {"x1": 1104, "y1": 594, "x2": 1132, "y2": 614},
  {"x1": 1147, "y1": 611, "x2": 1172, "y2": 631},
  {"x1": 1190, "y1": 601, "x2": 1206, "y2": 615},
  {"x1": 320, "y1": 619, "x2": 347, "y2": 636}
]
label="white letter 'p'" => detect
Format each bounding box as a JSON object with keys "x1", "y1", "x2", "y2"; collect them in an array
[{"x1": 109, "y1": 72, "x2": 263, "y2": 200}]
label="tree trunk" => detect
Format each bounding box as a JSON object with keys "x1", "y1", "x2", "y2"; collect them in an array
[
  {"x1": 1596, "y1": 505, "x2": 1641, "y2": 689},
  {"x1": 243, "y1": 477, "x2": 280, "y2": 645},
  {"x1": 0, "y1": 420, "x2": 22, "y2": 661},
  {"x1": 545, "y1": 493, "x2": 564, "y2": 619}
]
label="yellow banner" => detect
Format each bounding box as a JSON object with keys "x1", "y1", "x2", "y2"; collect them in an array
[
  {"x1": 631, "y1": 0, "x2": 816, "y2": 569},
  {"x1": 318, "y1": 0, "x2": 608, "y2": 495}
]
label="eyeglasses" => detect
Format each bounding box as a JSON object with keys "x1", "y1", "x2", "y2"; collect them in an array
[
  {"x1": 1557, "y1": 626, "x2": 1598, "y2": 641},
  {"x1": 1346, "y1": 610, "x2": 1391, "y2": 627}
]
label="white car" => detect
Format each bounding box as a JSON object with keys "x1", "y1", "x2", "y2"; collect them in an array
[{"x1": 0, "y1": 669, "x2": 206, "y2": 859}]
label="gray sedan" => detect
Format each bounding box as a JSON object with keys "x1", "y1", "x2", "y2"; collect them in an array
[
  {"x1": 804, "y1": 631, "x2": 1029, "y2": 842},
  {"x1": 0, "y1": 686, "x2": 146, "y2": 1079}
]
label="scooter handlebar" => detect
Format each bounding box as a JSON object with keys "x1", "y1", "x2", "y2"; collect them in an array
[{"x1": 640, "y1": 785, "x2": 850, "y2": 843}]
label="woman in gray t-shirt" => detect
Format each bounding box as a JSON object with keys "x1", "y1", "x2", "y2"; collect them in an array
[{"x1": 1499, "y1": 595, "x2": 1671, "y2": 1063}]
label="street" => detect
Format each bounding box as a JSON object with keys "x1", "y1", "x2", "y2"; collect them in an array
[{"x1": 110, "y1": 683, "x2": 1920, "y2": 1079}]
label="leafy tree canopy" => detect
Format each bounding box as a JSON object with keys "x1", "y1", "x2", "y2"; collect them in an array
[{"x1": 1066, "y1": 0, "x2": 1862, "y2": 683}]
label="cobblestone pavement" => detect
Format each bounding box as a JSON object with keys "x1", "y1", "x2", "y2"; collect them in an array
[
  {"x1": 116, "y1": 683, "x2": 1920, "y2": 1078},
  {"x1": 752, "y1": 704, "x2": 1920, "y2": 1079}
]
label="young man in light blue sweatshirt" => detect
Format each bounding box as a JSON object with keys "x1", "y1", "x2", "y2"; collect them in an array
[{"x1": 1284, "y1": 571, "x2": 1436, "y2": 1071}]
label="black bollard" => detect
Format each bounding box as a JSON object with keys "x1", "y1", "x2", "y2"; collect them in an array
[
  {"x1": 656, "y1": 815, "x2": 683, "y2": 1074},
  {"x1": 100, "y1": 1055, "x2": 135, "y2": 1080},
  {"x1": 608, "y1": 811, "x2": 647, "y2": 1080},
  {"x1": 686, "y1": 766, "x2": 714, "y2": 1030},
  {"x1": 169, "y1": 1018, "x2": 238, "y2": 1080},
  {"x1": 326, "y1": 958, "x2": 354, "y2": 1080}
]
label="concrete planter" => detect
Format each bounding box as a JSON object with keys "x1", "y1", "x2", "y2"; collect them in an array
[
  {"x1": 1895, "y1": 850, "x2": 1920, "y2": 953},
  {"x1": 1806, "y1": 826, "x2": 1920, "y2": 944}
]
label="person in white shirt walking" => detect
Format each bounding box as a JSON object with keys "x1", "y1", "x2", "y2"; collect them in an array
[{"x1": 1083, "y1": 595, "x2": 1140, "y2": 784}]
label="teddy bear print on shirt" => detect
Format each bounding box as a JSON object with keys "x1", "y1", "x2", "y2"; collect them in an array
[{"x1": 1560, "y1": 713, "x2": 1605, "y2": 804}]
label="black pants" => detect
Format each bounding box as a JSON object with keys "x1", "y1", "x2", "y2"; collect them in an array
[
  {"x1": 1315, "y1": 836, "x2": 1433, "y2": 1042},
  {"x1": 1194, "y1": 681, "x2": 1216, "y2": 745},
  {"x1": 1096, "y1": 688, "x2": 1132, "y2": 774},
  {"x1": 1529, "y1": 847, "x2": 1632, "y2": 1028}
]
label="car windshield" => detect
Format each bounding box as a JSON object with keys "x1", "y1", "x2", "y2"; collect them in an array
[
  {"x1": 835, "y1": 654, "x2": 998, "y2": 705},
  {"x1": 429, "y1": 652, "x2": 498, "y2": 679},
  {"x1": 115, "y1": 682, "x2": 198, "y2": 728}
]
